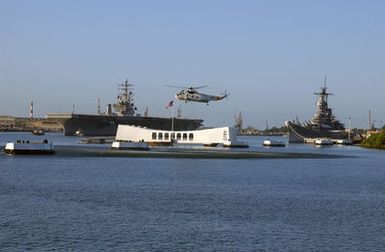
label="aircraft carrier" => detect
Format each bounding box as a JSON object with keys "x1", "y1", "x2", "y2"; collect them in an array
[
  {"x1": 286, "y1": 79, "x2": 348, "y2": 143},
  {"x1": 46, "y1": 80, "x2": 203, "y2": 136}
]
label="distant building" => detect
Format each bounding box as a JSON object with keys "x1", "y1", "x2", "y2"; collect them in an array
[
  {"x1": 365, "y1": 129, "x2": 383, "y2": 139},
  {"x1": 16, "y1": 118, "x2": 63, "y2": 132},
  {"x1": 0, "y1": 116, "x2": 16, "y2": 130},
  {"x1": 0, "y1": 116, "x2": 63, "y2": 132}
]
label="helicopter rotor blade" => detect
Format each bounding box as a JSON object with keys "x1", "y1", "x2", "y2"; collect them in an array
[
  {"x1": 190, "y1": 85, "x2": 208, "y2": 90},
  {"x1": 166, "y1": 84, "x2": 208, "y2": 90},
  {"x1": 165, "y1": 85, "x2": 187, "y2": 89}
]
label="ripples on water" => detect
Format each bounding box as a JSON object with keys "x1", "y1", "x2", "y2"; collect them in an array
[{"x1": 1, "y1": 133, "x2": 385, "y2": 251}]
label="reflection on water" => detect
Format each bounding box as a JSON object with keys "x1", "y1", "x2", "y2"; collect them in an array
[{"x1": 1, "y1": 132, "x2": 385, "y2": 250}]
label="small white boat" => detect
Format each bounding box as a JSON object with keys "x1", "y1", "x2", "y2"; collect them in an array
[
  {"x1": 32, "y1": 129, "x2": 45, "y2": 135},
  {"x1": 74, "y1": 130, "x2": 83, "y2": 136},
  {"x1": 263, "y1": 139, "x2": 286, "y2": 147},
  {"x1": 111, "y1": 141, "x2": 149, "y2": 151},
  {"x1": 333, "y1": 139, "x2": 353, "y2": 145},
  {"x1": 314, "y1": 138, "x2": 333, "y2": 146},
  {"x1": 4, "y1": 139, "x2": 55, "y2": 154}
]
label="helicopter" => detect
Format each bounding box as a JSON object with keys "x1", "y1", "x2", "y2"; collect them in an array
[{"x1": 167, "y1": 85, "x2": 229, "y2": 104}]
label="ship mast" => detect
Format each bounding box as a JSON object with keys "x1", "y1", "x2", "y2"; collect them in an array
[
  {"x1": 313, "y1": 77, "x2": 333, "y2": 109},
  {"x1": 309, "y1": 77, "x2": 344, "y2": 130},
  {"x1": 234, "y1": 112, "x2": 243, "y2": 133},
  {"x1": 113, "y1": 79, "x2": 137, "y2": 116},
  {"x1": 97, "y1": 97, "x2": 101, "y2": 114}
]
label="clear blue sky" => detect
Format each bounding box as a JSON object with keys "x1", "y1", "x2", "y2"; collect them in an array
[{"x1": 1, "y1": 0, "x2": 384, "y2": 129}]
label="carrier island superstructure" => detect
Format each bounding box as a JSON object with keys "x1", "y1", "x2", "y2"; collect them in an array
[{"x1": 46, "y1": 80, "x2": 203, "y2": 136}]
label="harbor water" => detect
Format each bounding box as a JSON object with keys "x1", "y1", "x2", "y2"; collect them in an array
[{"x1": 1, "y1": 132, "x2": 385, "y2": 251}]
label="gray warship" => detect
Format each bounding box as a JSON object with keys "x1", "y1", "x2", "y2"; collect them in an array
[
  {"x1": 46, "y1": 80, "x2": 203, "y2": 136},
  {"x1": 286, "y1": 80, "x2": 348, "y2": 143}
]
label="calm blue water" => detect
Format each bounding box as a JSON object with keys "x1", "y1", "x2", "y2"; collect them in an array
[{"x1": 1, "y1": 132, "x2": 385, "y2": 251}]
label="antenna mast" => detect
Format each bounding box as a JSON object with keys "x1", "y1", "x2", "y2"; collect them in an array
[
  {"x1": 324, "y1": 76, "x2": 327, "y2": 88},
  {"x1": 97, "y1": 97, "x2": 101, "y2": 114}
]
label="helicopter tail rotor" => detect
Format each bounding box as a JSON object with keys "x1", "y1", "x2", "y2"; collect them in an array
[{"x1": 222, "y1": 90, "x2": 230, "y2": 98}]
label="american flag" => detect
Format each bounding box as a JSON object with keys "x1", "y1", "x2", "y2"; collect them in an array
[{"x1": 165, "y1": 100, "x2": 173, "y2": 109}]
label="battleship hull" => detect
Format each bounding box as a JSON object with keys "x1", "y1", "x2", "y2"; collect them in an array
[
  {"x1": 46, "y1": 113, "x2": 203, "y2": 136},
  {"x1": 286, "y1": 121, "x2": 348, "y2": 143}
]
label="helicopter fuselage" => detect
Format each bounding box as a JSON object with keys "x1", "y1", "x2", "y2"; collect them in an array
[{"x1": 175, "y1": 89, "x2": 227, "y2": 104}]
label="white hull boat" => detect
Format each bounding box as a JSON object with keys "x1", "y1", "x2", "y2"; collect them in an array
[
  {"x1": 314, "y1": 138, "x2": 333, "y2": 146},
  {"x1": 111, "y1": 141, "x2": 149, "y2": 151},
  {"x1": 263, "y1": 139, "x2": 286, "y2": 147},
  {"x1": 333, "y1": 139, "x2": 353, "y2": 145},
  {"x1": 4, "y1": 140, "x2": 55, "y2": 154}
]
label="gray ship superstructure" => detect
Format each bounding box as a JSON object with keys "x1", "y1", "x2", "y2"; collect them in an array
[
  {"x1": 286, "y1": 80, "x2": 348, "y2": 143},
  {"x1": 112, "y1": 80, "x2": 137, "y2": 116},
  {"x1": 306, "y1": 84, "x2": 344, "y2": 130},
  {"x1": 47, "y1": 80, "x2": 203, "y2": 136}
]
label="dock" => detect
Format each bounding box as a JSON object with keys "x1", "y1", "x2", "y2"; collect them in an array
[{"x1": 79, "y1": 137, "x2": 115, "y2": 144}]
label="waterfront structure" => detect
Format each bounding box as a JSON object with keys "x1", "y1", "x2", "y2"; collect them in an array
[
  {"x1": 0, "y1": 116, "x2": 16, "y2": 131},
  {"x1": 0, "y1": 116, "x2": 62, "y2": 132},
  {"x1": 46, "y1": 80, "x2": 203, "y2": 136},
  {"x1": 114, "y1": 125, "x2": 248, "y2": 148},
  {"x1": 286, "y1": 80, "x2": 348, "y2": 143}
]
